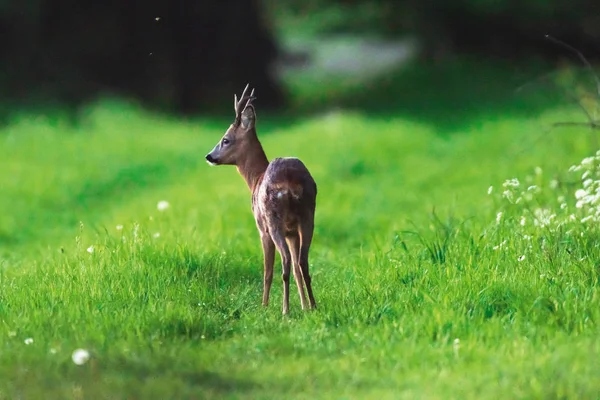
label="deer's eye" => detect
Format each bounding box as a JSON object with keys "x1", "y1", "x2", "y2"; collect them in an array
[{"x1": 222, "y1": 138, "x2": 230, "y2": 145}]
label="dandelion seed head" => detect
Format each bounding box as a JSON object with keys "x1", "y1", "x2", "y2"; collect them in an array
[
  {"x1": 157, "y1": 201, "x2": 170, "y2": 211},
  {"x1": 72, "y1": 349, "x2": 90, "y2": 365}
]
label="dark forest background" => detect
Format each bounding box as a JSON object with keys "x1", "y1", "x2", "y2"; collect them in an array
[{"x1": 1, "y1": 0, "x2": 599, "y2": 117}]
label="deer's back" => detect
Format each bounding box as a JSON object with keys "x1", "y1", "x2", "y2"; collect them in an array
[
  {"x1": 265, "y1": 157, "x2": 316, "y2": 192},
  {"x1": 254, "y1": 157, "x2": 316, "y2": 235}
]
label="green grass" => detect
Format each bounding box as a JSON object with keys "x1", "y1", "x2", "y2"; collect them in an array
[{"x1": 2, "y1": 66, "x2": 600, "y2": 399}]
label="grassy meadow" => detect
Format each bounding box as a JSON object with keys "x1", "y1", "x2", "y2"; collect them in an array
[{"x1": 2, "y1": 61, "x2": 600, "y2": 399}]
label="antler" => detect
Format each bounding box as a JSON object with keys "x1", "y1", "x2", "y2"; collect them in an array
[{"x1": 233, "y1": 83, "x2": 256, "y2": 117}]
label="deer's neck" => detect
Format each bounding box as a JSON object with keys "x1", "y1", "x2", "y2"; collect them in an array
[{"x1": 236, "y1": 137, "x2": 269, "y2": 194}]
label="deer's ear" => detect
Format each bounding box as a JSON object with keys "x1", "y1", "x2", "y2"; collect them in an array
[{"x1": 241, "y1": 105, "x2": 256, "y2": 130}]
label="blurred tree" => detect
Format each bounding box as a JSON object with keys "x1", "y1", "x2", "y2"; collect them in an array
[
  {"x1": 0, "y1": 0, "x2": 284, "y2": 115},
  {"x1": 402, "y1": 0, "x2": 600, "y2": 62},
  {"x1": 310, "y1": 0, "x2": 600, "y2": 62}
]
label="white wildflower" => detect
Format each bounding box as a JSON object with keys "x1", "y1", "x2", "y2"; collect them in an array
[
  {"x1": 503, "y1": 178, "x2": 520, "y2": 188},
  {"x1": 533, "y1": 208, "x2": 555, "y2": 227},
  {"x1": 153, "y1": 232, "x2": 161, "y2": 238},
  {"x1": 488, "y1": 186, "x2": 493, "y2": 195},
  {"x1": 527, "y1": 185, "x2": 537, "y2": 192},
  {"x1": 518, "y1": 255, "x2": 526, "y2": 262},
  {"x1": 520, "y1": 216, "x2": 526, "y2": 226},
  {"x1": 581, "y1": 157, "x2": 594, "y2": 167},
  {"x1": 86, "y1": 246, "x2": 94, "y2": 254},
  {"x1": 575, "y1": 189, "x2": 587, "y2": 200},
  {"x1": 549, "y1": 179, "x2": 559, "y2": 189},
  {"x1": 24, "y1": 338, "x2": 33, "y2": 345},
  {"x1": 116, "y1": 225, "x2": 123, "y2": 231},
  {"x1": 581, "y1": 215, "x2": 595, "y2": 223},
  {"x1": 535, "y1": 167, "x2": 543, "y2": 175},
  {"x1": 157, "y1": 200, "x2": 170, "y2": 211},
  {"x1": 72, "y1": 348, "x2": 90, "y2": 365},
  {"x1": 496, "y1": 212, "x2": 503, "y2": 224},
  {"x1": 493, "y1": 240, "x2": 507, "y2": 250}
]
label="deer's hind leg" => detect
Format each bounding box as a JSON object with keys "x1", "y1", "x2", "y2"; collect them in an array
[
  {"x1": 286, "y1": 234, "x2": 308, "y2": 310},
  {"x1": 260, "y1": 231, "x2": 275, "y2": 307},
  {"x1": 269, "y1": 228, "x2": 294, "y2": 315},
  {"x1": 299, "y1": 217, "x2": 316, "y2": 309}
]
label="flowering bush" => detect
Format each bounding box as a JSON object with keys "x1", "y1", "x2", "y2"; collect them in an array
[{"x1": 491, "y1": 150, "x2": 600, "y2": 232}]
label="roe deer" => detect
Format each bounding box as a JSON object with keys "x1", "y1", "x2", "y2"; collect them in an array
[{"x1": 205, "y1": 84, "x2": 317, "y2": 315}]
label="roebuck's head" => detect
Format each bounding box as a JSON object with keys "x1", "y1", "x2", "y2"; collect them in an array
[{"x1": 205, "y1": 84, "x2": 257, "y2": 166}]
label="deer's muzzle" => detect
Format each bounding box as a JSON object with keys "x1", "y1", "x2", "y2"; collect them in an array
[{"x1": 205, "y1": 153, "x2": 219, "y2": 166}]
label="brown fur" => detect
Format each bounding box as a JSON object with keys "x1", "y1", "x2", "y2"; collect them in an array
[{"x1": 205, "y1": 84, "x2": 317, "y2": 315}]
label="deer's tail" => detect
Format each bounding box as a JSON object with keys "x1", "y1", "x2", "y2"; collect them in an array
[{"x1": 273, "y1": 181, "x2": 303, "y2": 202}]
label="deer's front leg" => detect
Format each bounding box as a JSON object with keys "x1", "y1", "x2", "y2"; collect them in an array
[{"x1": 260, "y1": 231, "x2": 275, "y2": 307}]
